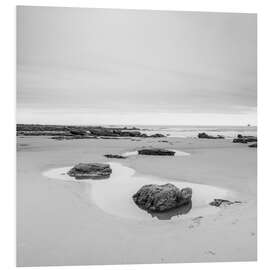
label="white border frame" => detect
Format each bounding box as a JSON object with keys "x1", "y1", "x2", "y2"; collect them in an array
[{"x1": 1, "y1": 1, "x2": 268, "y2": 270}]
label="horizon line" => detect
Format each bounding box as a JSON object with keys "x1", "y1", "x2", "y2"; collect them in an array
[{"x1": 16, "y1": 123, "x2": 257, "y2": 127}]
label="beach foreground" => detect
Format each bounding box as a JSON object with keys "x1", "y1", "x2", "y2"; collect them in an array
[{"x1": 17, "y1": 136, "x2": 257, "y2": 266}]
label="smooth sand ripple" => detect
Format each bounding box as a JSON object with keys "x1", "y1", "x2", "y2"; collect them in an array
[{"x1": 43, "y1": 162, "x2": 233, "y2": 221}]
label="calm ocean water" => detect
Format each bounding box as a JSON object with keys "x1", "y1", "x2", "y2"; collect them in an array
[
  {"x1": 109, "y1": 125, "x2": 257, "y2": 139},
  {"x1": 140, "y1": 125, "x2": 257, "y2": 138}
]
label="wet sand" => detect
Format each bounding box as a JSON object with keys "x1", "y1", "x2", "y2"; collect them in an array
[{"x1": 17, "y1": 136, "x2": 257, "y2": 266}]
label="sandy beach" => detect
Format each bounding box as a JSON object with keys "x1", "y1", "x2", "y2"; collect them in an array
[{"x1": 16, "y1": 136, "x2": 257, "y2": 266}]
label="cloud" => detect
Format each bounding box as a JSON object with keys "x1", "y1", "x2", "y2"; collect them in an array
[{"x1": 17, "y1": 7, "x2": 257, "y2": 125}]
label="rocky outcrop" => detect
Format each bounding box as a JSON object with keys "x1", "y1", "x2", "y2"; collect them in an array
[
  {"x1": 16, "y1": 131, "x2": 69, "y2": 136},
  {"x1": 67, "y1": 163, "x2": 112, "y2": 179},
  {"x1": 104, "y1": 154, "x2": 126, "y2": 159},
  {"x1": 17, "y1": 124, "x2": 167, "y2": 139},
  {"x1": 138, "y1": 148, "x2": 175, "y2": 156},
  {"x1": 198, "y1": 132, "x2": 224, "y2": 139},
  {"x1": 209, "y1": 199, "x2": 241, "y2": 207},
  {"x1": 133, "y1": 183, "x2": 192, "y2": 212},
  {"x1": 233, "y1": 134, "x2": 257, "y2": 144}
]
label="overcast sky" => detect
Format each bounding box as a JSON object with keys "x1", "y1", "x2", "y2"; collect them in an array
[{"x1": 17, "y1": 6, "x2": 257, "y2": 126}]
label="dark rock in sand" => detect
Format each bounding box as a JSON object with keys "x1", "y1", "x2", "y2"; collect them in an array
[
  {"x1": 133, "y1": 183, "x2": 192, "y2": 212},
  {"x1": 68, "y1": 163, "x2": 112, "y2": 179},
  {"x1": 198, "y1": 132, "x2": 224, "y2": 139},
  {"x1": 138, "y1": 148, "x2": 175, "y2": 156},
  {"x1": 249, "y1": 143, "x2": 257, "y2": 148},
  {"x1": 209, "y1": 199, "x2": 242, "y2": 207},
  {"x1": 104, "y1": 154, "x2": 126, "y2": 159}
]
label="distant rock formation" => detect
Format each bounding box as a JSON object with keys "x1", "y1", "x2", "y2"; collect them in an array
[
  {"x1": 133, "y1": 183, "x2": 192, "y2": 212},
  {"x1": 138, "y1": 148, "x2": 175, "y2": 156},
  {"x1": 67, "y1": 163, "x2": 112, "y2": 179},
  {"x1": 209, "y1": 199, "x2": 241, "y2": 207},
  {"x1": 104, "y1": 154, "x2": 126, "y2": 159},
  {"x1": 16, "y1": 124, "x2": 166, "y2": 139},
  {"x1": 233, "y1": 134, "x2": 257, "y2": 144},
  {"x1": 198, "y1": 132, "x2": 224, "y2": 139}
]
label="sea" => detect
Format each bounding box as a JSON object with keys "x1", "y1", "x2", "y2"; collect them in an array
[{"x1": 108, "y1": 125, "x2": 257, "y2": 139}]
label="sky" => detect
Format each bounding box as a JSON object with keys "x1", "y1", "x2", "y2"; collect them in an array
[{"x1": 17, "y1": 6, "x2": 257, "y2": 126}]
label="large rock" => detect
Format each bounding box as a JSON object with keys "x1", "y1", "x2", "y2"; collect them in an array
[
  {"x1": 133, "y1": 183, "x2": 192, "y2": 212},
  {"x1": 198, "y1": 132, "x2": 224, "y2": 139},
  {"x1": 138, "y1": 148, "x2": 175, "y2": 156},
  {"x1": 68, "y1": 163, "x2": 112, "y2": 179}
]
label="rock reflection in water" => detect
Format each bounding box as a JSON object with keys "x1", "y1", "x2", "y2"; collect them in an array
[
  {"x1": 147, "y1": 202, "x2": 192, "y2": 220},
  {"x1": 72, "y1": 174, "x2": 111, "y2": 180}
]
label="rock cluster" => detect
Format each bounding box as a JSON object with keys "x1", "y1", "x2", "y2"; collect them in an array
[
  {"x1": 198, "y1": 132, "x2": 224, "y2": 139},
  {"x1": 133, "y1": 183, "x2": 192, "y2": 212},
  {"x1": 233, "y1": 134, "x2": 257, "y2": 144},
  {"x1": 16, "y1": 124, "x2": 166, "y2": 139},
  {"x1": 138, "y1": 148, "x2": 175, "y2": 156},
  {"x1": 68, "y1": 163, "x2": 112, "y2": 179}
]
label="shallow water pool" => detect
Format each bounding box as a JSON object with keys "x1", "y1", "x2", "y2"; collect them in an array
[{"x1": 43, "y1": 162, "x2": 233, "y2": 221}]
